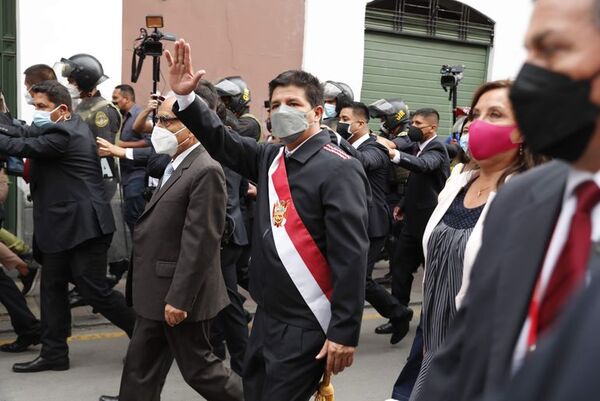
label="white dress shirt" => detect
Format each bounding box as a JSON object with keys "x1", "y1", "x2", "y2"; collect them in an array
[
  {"x1": 512, "y1": 167, "x2": 600, "y2": 373},
  {"x1": 350, "y1": 132, "x2": 370, "y2": 149}
]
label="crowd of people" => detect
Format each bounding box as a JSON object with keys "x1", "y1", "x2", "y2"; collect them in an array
[{"x1": 0, "y1": 0, "x2": 598, "y2": 400}]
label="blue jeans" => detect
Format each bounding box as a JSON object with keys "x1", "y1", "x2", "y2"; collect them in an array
[
  {"x1": 123, "y1": 177, "x2": 146, "y2": 234},
  {"x1": 392, "y1": 320, "x2": 423, "y2": 401}
]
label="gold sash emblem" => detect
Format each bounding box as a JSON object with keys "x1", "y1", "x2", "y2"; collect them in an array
[{"x1": 272, "y1": 200, "x2": 289, "y2": 227}]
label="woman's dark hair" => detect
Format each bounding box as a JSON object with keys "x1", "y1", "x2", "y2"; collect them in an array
[{"x1": 468, "y1": 79, "x2": 548, "y2": 187}]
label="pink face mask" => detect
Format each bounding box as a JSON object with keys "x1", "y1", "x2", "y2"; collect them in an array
[{"x1": 468, "y1": 119, "x2": 520, "y2": 161}]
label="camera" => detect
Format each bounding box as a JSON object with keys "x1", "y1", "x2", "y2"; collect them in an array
[
  {"x1": 440, "y1": 65, "x2": 465, "y2": 90},
  {"x1": 131, "y1": 16, "x2": 176, "y2": 83}
]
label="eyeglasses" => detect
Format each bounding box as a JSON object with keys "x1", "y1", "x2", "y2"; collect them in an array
[{"x1": 156, "y1": 115, "x2": 179, "y2": 127}]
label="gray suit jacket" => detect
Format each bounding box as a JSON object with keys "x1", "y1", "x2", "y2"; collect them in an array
[{"x1": 130, "y1": 145, "x2": 229, "y2": 322}]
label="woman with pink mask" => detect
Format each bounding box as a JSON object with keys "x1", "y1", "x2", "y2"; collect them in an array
[{"x1": 407, "y1": 80, "x2": 546, "y2": 401}]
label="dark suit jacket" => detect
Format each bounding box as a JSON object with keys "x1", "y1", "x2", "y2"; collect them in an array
[
  {"x1": 393, "y1": 136, "x2": 450, "y2": 237},
  {"x1": 0, "y1": 115, "x2": 115, "y2": 253},
  {"x1": 419, "y1": 160, "x2": 569, "y2": 401},
  {"x1": 130, "y1": 145, "x2": 229, "y2": 322},
  {"x1": 175, "y1": 97, "x2": 370, "y2": 346},
  {"x1": 484, "y1": 271, "x2": 600, "y2": 401},
  {"x1": 223, "y1": 166, "x2": 248, "y2": 247},
  {"x1": 354, "y1": 135, "x2": 391, "y2": 238}
]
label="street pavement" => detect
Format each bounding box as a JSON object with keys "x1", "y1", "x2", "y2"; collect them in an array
[{"x1": 0, "y1": 264, "x2": 423, "y2": 401}]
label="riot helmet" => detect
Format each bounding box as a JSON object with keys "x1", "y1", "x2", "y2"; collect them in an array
[
  {"x1": 215, "y1": 76, "x2": 251, "y2": 115},
  {"x1": 57, "y1": 54, "x2": 108, "y2": 93},
  {"x1": 368, "y1": 98, "x2": 410, "y2": 133},
  {"x1": 322, "y1": 81, "x2": 354, "y2": 117}
]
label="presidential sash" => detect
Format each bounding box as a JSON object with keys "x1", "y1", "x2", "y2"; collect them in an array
[{"x1": 267, "y1": 148, "x2": 333, "y2": 332}]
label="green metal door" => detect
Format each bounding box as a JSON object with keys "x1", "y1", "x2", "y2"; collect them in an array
[
  {"x1": 0, "y1": 0, "x2": 18, "y2": 232},
  {"x1": 362, "y1": 31, "x2": 488, "y2": 136}
]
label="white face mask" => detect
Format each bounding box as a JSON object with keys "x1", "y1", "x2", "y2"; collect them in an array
[
  {"x1": 151, "y1": 125, "x2": 187, "y2": 157},
  {"x1": 67, "y1": 83, "x2": 81, "y2": 99},
  {"x1": 324, "y1": 103, "x2": 337, "y2": 119},
  {"x1": 24, "y1": 92, "x2": 34, "y2": 105}
]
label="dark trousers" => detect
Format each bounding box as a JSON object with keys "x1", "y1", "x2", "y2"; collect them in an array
[
  {"x1": 243, "y1": 308, "x2": 326, "y2": 401},
  {"x1": 392, "y1": 320, "x2": 424, "y2": 400},
  {"x1": 0, "y1": 269, "x2": 40, "y2": 339},
  {"x1": 366, "y1": 237, "x2": 407, "y2": 319},
  {"x1": 123, "y1": 177, "x2": 146, "y2": 235},
  {"x1": 40, "y1": 234, "x2": 135, "y2": 360},
  {"x1": 119, "y1": 316, "x2": 243, "y2": 401},
  {"x1": 391, "y1": 230, "x2": 424, "y2": 306},
  {"x1": 211, "y1": 244, "x2": 249, "y2": 376}
]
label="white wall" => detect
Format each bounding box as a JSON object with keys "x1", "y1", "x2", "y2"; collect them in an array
[
  {"x1": 16, "y1": 0, "x2": 123, "y2": 122},
  {"x1": 302, "y1": 0, "x2": 370, "y2": 99},
  {"x1": 302, "y1": 0, "x2": 533, "y2": 100},
  {"x1": 461, "y1": 0, "x2": 533, "y2": 80}
]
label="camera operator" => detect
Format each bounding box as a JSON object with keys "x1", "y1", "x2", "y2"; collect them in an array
[
  {"x1": 0, "y1": 81, "x2": 134, "y2": 373},
  {"x1": 111, "y1": 84, "x2": 151, "y2": 235}
]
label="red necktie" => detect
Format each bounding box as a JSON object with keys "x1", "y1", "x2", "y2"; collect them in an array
[{"x1": 538, "y1": 180, "x2": 600, "y2": 334}]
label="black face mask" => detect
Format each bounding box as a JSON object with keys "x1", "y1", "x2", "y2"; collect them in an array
[
  {"x1": 510, "y1": 63, "x2": 600, "y2": 162},
  {"x1": 336, "y1": 122, "x2": 352, "y2": 140},
  {"x1": 408, "y1": 126, "x2": 424, "y2": 142}
]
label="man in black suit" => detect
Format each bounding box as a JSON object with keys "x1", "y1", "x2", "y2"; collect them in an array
[
  {"x1": 338, "y1": 102, "x2": 413, "y2": 344},
  {"x1": 387, "y1": 108, "x2": 450, "y2": 309},
  {"x1": 0, "y1": 81, "x2": 135, "y2": 372},
  {"x1": 166, "y1": 39, "x2": 370, "y2": 401},
  {"x1": 418, "y1": 0, "x2": 600, "y2": 400},
  {"x1": 116, "y1": 96, "x2": 242, "y2": 401}
]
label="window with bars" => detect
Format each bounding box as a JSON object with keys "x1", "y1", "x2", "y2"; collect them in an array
[{"x1": 366, "y1": 0, "x2": 495, "y2": 46}]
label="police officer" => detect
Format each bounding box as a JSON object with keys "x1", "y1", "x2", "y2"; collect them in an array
[
  {"x1": 322, "y1": 80, "x2": 354, "y2": 130},
  {"x1": 215, "y1": 76, "x2": 262, "y2": 141},
  {"x1": 57, "y1": 54, "x2": 129, "y2": 301},
  {"x1": 368, "y1": 98, "x2": 412, "y2": 287}
]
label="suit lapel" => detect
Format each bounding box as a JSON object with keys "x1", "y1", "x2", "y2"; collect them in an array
[
  {"x1": 487, "y1": 163, "x2": 569, "y2": 383},
  {"x1": 140, "y1": 147, "x2": 201, "y2": 219}
]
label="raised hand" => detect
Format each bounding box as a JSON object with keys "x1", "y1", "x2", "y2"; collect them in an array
[{"x1": 164, "y1": 39, "x2": 205, "y2": 96}]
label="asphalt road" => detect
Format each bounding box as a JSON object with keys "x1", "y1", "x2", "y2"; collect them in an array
[{"x1": 0, "y1": 308, "x2": 420, "y2": 401}]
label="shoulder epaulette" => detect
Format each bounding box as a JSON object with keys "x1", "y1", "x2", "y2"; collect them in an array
[{"x1": 323, "y1": 143, "x2": 351, "y2": 160}]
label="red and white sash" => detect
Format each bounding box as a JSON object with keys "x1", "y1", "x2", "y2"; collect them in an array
[{"x1": 267, "y1": 148, "x2": 333, "y2": 332}]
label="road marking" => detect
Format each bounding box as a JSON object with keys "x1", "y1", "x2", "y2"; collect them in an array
[{"x1": 0, "y1": 310, "x2": 420, "y2": 345}]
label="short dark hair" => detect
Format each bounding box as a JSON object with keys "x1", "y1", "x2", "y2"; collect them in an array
[
  {"x1": 194, "y1": 79, "x2": 219, "y2": 111},
  {"x1": 115, "y1": 84, "x2": 135, "y2": 101},
  {"x1": 30, "y1": 81, "x2": 72, "y2": 111},
  {"x1": 268, "y1": 70, "x2": 323, "y2": 108},
  {"x1": 24, "y1": 64, "x2": 57, "y2": 86},
  {"x1": 412, "y1": 108, "x2": 440, "y2": 124},
  {"x1": 342, "y1": 101, "x2": 370, "y2": 122}
]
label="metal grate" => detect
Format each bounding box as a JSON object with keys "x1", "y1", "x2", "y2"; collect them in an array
[{"x1": 366, "y1": 0, "x2": 495, "y2": 46}]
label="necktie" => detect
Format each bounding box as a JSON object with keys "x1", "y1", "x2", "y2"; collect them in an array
[
  {"x1": 538, "y1": 180, "x2": 600, "y2": 334},
  {"x1": 160, "y1": 163, "x2": 174, "y2": 189}
]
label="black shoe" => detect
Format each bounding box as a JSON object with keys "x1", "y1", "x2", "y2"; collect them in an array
[
  {"x1": 374, "y1": 272, "x2": 392, "y2": 286},
  {"x1": 13, "y1": 356, "x2": 69, "y2": 373},
  {"x1": 0, "y1": 336, "x2": 40, "y2": 353},
  {"x1": 99, "y1": 396, "x2": 119, "y2": 401},
  {"x1": 19, "y1": 266, "x2": 39, "y2": 296},
  {"x1": 108, "y1": 259, "x2": 129, "y2": 282},
  {"x1": 390, "y1": 308, "x2": 414, "y2": 345},
  {"x1": 375, "y1": 321, "x2": 393, "y2": 335},
  {"x1": 69, "y1": 288, "x2": 87, "y2": 309}
]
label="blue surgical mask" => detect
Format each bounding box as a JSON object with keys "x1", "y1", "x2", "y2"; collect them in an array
[
  {"x1": 459, "y1": 133, "x2": 469, "y2": 153},
  {"x1": 324, "y1": 103, "x2": 337, "y2": 119},
  {"x1": 32, "y1": 105, "x2": 61, "y2": 127}
]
